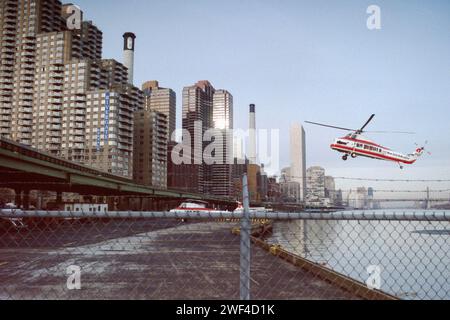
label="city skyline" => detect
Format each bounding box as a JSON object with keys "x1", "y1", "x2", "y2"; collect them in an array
[{"x1": 72, "y1": 0, "x2": 450, "y2": 190}]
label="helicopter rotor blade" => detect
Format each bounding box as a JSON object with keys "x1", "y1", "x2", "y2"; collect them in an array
[
  {"x1": 304, "y1": 121, "x2": 356, "y2": 132},
  {"x1": 359, "y1": 114, "x2": 375, "y2": 132},
  {"x1": 366, "y1": 131, "x2": 416, "y2": 134}
]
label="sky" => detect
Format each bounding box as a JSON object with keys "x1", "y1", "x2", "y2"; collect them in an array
[{"x1": 74, "y1": 0, "x2": 450, "y2": 194}]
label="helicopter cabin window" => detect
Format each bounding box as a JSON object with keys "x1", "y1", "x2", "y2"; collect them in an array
[
  {"x1": 356, "y1": 143, "x2": 363, "y2": 148},
  {"x1": 363, "y1": 145, "x2": 380, "y2": 152},
  {"x1": 337, "y1": 141, "x2": 347, "y2": 145}
]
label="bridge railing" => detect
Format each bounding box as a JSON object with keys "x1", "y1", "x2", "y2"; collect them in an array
[{"x1": 0, "y1": 207, "x2": 448, "y2": 300}]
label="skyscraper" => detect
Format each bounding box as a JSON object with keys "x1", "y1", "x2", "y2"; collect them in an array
[
  {"x1": 211, "y1": 89, "x2": 233, "y2": 197},
  {"x1": 142, "y1": 80, "x2": 176, "y2": 141},
  {"x1": 178, "y1": 80, "x2": 215, "y2": 193},
  {"x1": 290, "y1": 123, "x2": 306, "y2": 202},
  {"x1": 1, "y1": 0, "x2": 65, "y2": 144},
  {"x1": 0, "y1": 1, "x2": 144, "y2": 177},
  {"x1": 172, "y1": 81, "x2": 235, "y2": 196},
  {"x1": 212, "y1": 89, "x2": 233, "y2": 130}
]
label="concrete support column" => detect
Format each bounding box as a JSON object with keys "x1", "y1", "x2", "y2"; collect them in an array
[
  {"x1": 23, "y1": 189, "x2": 30, "y2": 210},
  {"x1": 14, "y1": 189, "x2": 22, "y2": 208},
  {"x1": 56, "y1": 191, "x2": 63, "y2": 205},
  {"x1": 36, "y1": 191, "x2": 43, "y2": 210},
  {"x1": 119, "y1": 196, "x2": 130, "y2": 211}
]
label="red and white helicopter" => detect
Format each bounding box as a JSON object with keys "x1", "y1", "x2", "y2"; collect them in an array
[{"x1": 305, "y1": 114, "x2": 428, "y2": 169}]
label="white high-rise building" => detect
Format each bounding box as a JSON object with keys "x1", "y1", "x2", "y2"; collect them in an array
[
  {"x1": 212, "y1": 90, "x2": 233, "y2": 130},
  {"x1": 306, "y1": 166, "x2": 326, "y2": 206},
  {"x1": 290, "y1": 123, "x2": 306, "y2": 202}
]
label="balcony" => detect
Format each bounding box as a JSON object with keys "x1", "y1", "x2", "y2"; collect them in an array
[
  {"x1": 0, "y1": 121, "x2": 10, "y2": 129},
  {"x1": 74, "y1": 103, "x2": 85, "y2": 109},
  {"x1": 72, "y1": 137, "x2": 84, "y2": 143},
  {"x1": 20, "y1": 127, "x2": 32, "y2": 133},
  {"x1": 73, "y1": 143, "x2": 85, "y2": 149},
  {"x1": 19, "y1": 88, "x2": 33, "y2": 94},
  {"x1": 73, "y1": 129, "x2": 84, "y2": 136},
  {"x1": 48, "y1": 92, "x2": 63, "y2": 98},
  {"x1": 19, "y1": 94, "x2": 33, "y2": 101},
  {"x1": 1, "y1": 47, "x2": 14, "y2": 54},
  {"x1": 21, "y1": 51, "x2": 34, "y2": 58},
  {"x1": 48, "y1": 98, "x2": 62, "y2": 104},
  {"x1": 2, "y1": 36, "x2": 15, "y2": 42},
  {"x1": 48, "y1": 86, "x2": 63, "y2": 92},
  {"x1": 18, "y1": 120, "x2": 32, "y2": 126},
  {"x1": 20, "y1": 77, "x2": 34, "y2": 82},
  {"x1": 50, "y1": 73, "x2": 64, "y2": 79},
  {"x1": 48, "y1": 130, "x2": 61, "y2": 138},
  {"x1": 0, "y1": 97, "x2": 11, "y2": 103},
  {"x1": 19, "y1": 107, "x2": 33, "y2": 113},
  {"x1": 0, "y1": 64, "x2": 14, "y2": 72},
  {"x1": 47, "y1": 124, "x2": 61, "y2": 130},
  {"x1": 49, "y1": 117, "x2": 61, "y2": 124},
  {"x1": 0, "y1": 104, "x2": 12, "y2": 112}
]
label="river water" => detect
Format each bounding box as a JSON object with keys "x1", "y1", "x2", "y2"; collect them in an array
[{"x1": 268, "y1": 217, "x2": 450, "y2": 299}]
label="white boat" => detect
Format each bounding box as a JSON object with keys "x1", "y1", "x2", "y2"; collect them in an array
[
  {"x1": 169, "y1": 200, "x2": 230, "y2": 215},
  {"x1": 233, "y1": 202, "x2": 273, "y2": 213}
]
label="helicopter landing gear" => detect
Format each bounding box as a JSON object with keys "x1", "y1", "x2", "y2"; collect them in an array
[
  {"x1": 398, "y1": 163, "x2": 404, "y2": 170},
  {"x1": 342, "y1": 154, "x2": 348, "y2": 161},
  {"x1": 351, "y1": 153, "x2": 357, "y2": 158}
]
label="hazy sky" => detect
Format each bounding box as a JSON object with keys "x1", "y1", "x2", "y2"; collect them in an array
[{"x1": 74, "y1": 0, "x2": 450, "y2": 192}]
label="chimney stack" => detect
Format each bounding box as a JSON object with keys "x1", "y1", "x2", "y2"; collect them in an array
[
  {"x1": 248, "y1": 104, "x2": 257, "y2": 164},
  {"x1": 123, "y1": 32, "x2": 136, "y2": 85}
]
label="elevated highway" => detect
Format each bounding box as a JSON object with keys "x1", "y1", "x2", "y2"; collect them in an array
[{"x1": 0, "y1": 137, "x2": 235, "y2": 208}]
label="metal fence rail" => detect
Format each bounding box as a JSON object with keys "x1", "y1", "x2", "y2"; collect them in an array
[{"x1": 2, "y1": 209, "x2": 450, "y2": 221}]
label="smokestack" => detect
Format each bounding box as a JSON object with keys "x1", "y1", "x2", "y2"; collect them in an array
[
  {"x1": 248, "y1": 104, "x2": 257, "y2": 164},
  {"x1": 123, "y1": 32, "x2": 136, "y2": 85}
]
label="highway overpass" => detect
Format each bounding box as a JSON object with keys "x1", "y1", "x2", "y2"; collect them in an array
[{"x1": 0, "y1": 137, "x2": 236, "y2": 209}]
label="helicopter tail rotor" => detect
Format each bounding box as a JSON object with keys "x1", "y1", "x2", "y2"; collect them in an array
[{"x1": 413, "y1": 141, "x2": 431, "y2": 158}]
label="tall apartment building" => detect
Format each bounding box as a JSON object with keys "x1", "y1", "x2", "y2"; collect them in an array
[
  {"x1": 83, "y1": 84, "x2": 143, "y2": 177},
  {"x1": 306, "y1": 166, "x2": 326, "y2": 206},
  {"x1": 0, "y1": 0, "x2": 144, "y2": 178},
  {"x1": 142, "y1": 80, "x2": 176, "y2": 141},
  {"x1": 0, "y1": 0, "x2": 65, "y2": 144},
  {"x1": 133, "y1": 109, "x2": 168, "y2": 188}
]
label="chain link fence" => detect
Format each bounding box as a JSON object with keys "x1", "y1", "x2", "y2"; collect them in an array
[{"x1": 1, "y1": 204, "x2": 449, "y2": 300}]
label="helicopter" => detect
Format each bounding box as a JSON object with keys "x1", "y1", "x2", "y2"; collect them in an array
[{"x1": 305, "y1": 114, "x2": 428, "y2": 169}]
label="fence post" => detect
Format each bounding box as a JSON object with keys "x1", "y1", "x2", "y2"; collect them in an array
[{"x1": 240, "y1": 174, "x2": 251, "y2": 300}]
